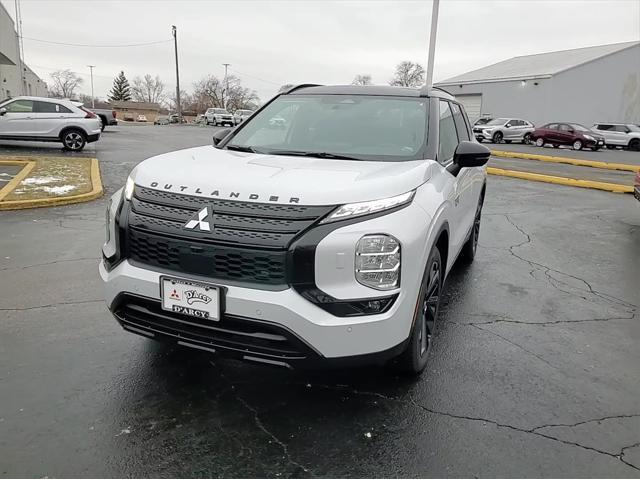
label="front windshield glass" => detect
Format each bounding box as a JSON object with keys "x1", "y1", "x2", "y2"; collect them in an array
[
  {"x1": 238, "y1": 110, "x2": 253, "y2": 115},
  {"x1": 485, "y1": 118, "x2": 508, "y2": 126},
  {"x1": 570, "y1": 123, "x2": 590, "y2": 132},
  {"x1": 227, "y1": 94, "x2": 428, "y2": 161},
  {"x1": 628, "y1": 124, "x2": 640, "y2": 132},
  {"x1": 214, "y1": 109, "x2": 228, "y2": 114}
]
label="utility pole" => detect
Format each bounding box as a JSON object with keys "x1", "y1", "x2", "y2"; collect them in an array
[
  {"x1": 87, "y1": 65, "x2": 95, "y2": 108},
  {"x1": 222, "y1": 63, "x2": 230, "y2": 109},
  {"x1": 172, "y1": 25, "x2": 182, "y2": 121},
  {"x1": 14, "y1": 0, "x2": 24, "y2": 95},
  {"x1": 425, "y1": 0, "x2": 440, "y2": 88}
]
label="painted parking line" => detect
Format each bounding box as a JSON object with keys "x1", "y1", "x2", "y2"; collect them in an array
[{"x1": 491, "y1": 150, "x2": 640, "y2": 173}]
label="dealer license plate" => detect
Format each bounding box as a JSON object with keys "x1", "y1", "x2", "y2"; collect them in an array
[{"x1": 161, "y1": 277, "x2": 220, "y2": 320}]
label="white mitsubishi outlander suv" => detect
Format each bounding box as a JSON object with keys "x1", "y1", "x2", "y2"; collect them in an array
[{"x1": 100, "y1": 85, "x2": 490, "y2": 374}]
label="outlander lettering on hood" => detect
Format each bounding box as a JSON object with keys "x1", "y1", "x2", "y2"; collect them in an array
[{"x1": 148, "y1": 181, "x2": 300, "y2": 203}]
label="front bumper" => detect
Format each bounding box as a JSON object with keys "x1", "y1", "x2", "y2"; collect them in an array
[{"x1": 100, "y1": 199, "x2": 433, "y2": 365}]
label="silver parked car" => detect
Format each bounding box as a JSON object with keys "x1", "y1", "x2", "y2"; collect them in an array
[
  {"x1": 591, "y1": 123, "x2": 640, "y2": 151},
  {"x1": 473, "y1": 117, "x2": 535, "y2": 144}
]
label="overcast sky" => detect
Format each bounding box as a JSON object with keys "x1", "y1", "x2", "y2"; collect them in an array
[{"x1": 5, "y1": 0, "x2": 640, "y2": 103}]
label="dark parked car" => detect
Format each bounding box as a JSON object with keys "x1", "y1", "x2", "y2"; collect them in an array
[{"x1": 531, "y1": 123, "x2": 605, "y2": 151}]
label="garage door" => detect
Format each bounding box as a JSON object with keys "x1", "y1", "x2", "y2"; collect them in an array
[{"x1": 455, "y1": 94, "x2": 482, "y2": 122}]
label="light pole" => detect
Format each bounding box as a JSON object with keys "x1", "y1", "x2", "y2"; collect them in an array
[
  {"x1": 172, "y1": 25, "x2": 182, "y2": 121},
  {"x1": 222, "y1": 63, "x2": 230, "y2": 109},
  {"x1": 425, "y1": 0, "x2": 440, "y2": 88},
  {"x1": 87, "y1": 65, "x2": 95, "y2": 107}
]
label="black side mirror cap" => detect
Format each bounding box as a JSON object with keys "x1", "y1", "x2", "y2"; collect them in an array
[
  {"x1": 453, "y1": 141, "x2": 491, "y2": 168},
  {"x1": 0, "y1": 107, "x2": 6, "y2": 116},
  {"x1": 212, "y1": 128, "x2": 233, "y2": 147}
]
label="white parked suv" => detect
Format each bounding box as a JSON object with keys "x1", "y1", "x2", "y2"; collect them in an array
[
  {"x1": 591, "y1": 123, "x2": 640, "y2": 151},
  {"x1": 100, "y1": 85, "x2": 489, "y2": 374},
  {"x1": 233, "y1": 109, "x2": 255, "y2": 125},
  {"x1": 0, "y1": 96, "x2": 101, "y2": 151},
  {"x1": 205, "y1": 108, "x2": 234, "y2": 127},
  {"x1": 473, "y1": 117, "x2": 535, "y2": 144}
]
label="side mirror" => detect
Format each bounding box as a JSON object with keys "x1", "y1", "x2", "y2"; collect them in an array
[
  {"x1": 0, "y1": 107, "x2": 6, "y2": 116},
  {"x1": 505, "y1": 124, "x2": 511, "y2": 128},
  {"x1": 454, "y1": 141, "x2": 491, "y2": 168},
  {"x1": 212, "y1": 127, "x2": 232, "y2": 147}
]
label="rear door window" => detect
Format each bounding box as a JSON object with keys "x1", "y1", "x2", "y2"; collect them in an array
[{"x1": 34, "y1": 101, "x2": 72, "y2": 113}]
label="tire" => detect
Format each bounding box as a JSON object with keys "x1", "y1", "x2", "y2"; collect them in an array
[
  {"x1": 213, "y1": 118, "x2": 218, "y2": 127},
  {"x1": 505, "y1": 140, "x2": 512, "y2": 144},
  {"x1": 628, "y1": 139, "x2": 640, "y2": 151},
  {"x1": 572, "y1": 140, "x2": 583, "y2": 151},
  {"x1": 591, "y1": 146, "x2": 600, "y2": 151},
  {"x1": 606, "y1": 145, "x2": 616, "y2": 150},
  {"x1": 492, "y1": 131, "x2": 503, "y2": 143},
  {"x1": 61, "y1": 129, "x2": 86, "y2": 151},
  {"x1": 535, "y1": 137, "x2": 544, "y2": 147},
  {"x1": 396, "y1": 246, "x2": 443, "y2": 375},
  {"x1": 477, "y1": 138, "x2": 483, "y2": 143},
  {"x1": 552, "y1": 144, "x2": 560, "y2": 148},
  {"x1": 459, "y1": 192, "x2": 484, "y2": 265},
  {"x1": 523, "y1": 133, "x2": 532, "y2": 144},
  {"x1": 99, "y1": 116, "x2": 106, "y2": 131}
]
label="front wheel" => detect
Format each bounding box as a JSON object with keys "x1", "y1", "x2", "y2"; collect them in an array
[
  {"x1": 396, "y1": 247, "x2": 443, "y2": 375},
  {"x1": 492, "y1": 131, "x2": 503, "y2": 143},
  {"x1": 628, "y1": 139, "x2": 640, "y2": 151},
  {"x1": 535, "y1": 138, "x2": 545, "y2": 147},
  {"x1": 572, "y1": 140, "x2": 583, "y2": 151},
  {"x1": 61, "y1": 129, "x2": 86, "y2": 151}
]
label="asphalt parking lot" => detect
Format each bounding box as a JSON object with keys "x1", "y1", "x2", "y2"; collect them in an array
[{"x1": 1, "y1": 126, "x2": 639, "y2": 478}]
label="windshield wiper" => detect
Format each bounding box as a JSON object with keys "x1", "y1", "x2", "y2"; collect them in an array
[
  {"x1": 226, "y1": 144, "x2": 261, "y2": 153},
  {"x1": 267, "y1": 150, "x2": 364, "y2": 161}
]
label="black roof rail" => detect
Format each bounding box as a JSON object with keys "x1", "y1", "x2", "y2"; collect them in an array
[
  {"x1": 281, "y1": 84, "x2": 323, "y2": 94},
  {"x1": 419, "y1": 85, "x2": 453, "y2": 97}
]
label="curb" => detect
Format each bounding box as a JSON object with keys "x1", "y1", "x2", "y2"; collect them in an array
[
  {"x1": 0, "y1": 158, "x2": 103, "y2": 210},
  {"x1": 491, "y1": 150, "x2": 640, "y2": 173},
  {"x1": 487, "y1": 167, "x2": 634, "y2": 194}
]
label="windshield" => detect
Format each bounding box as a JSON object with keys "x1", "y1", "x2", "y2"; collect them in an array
[
  {"x1": 569, "y1": 123, "x2": 590, "y2": 132},
  {"x1": 628, "y1": 124, "x2": 640, "y2": 132},
  {"x1": 214, "y1": 109, "x2": 228, "y2": 114},
  {"x1": 226, "y1": 94, "x2": 428, "y2": 162},
  {"x1": 238, "y1": 110, "x2": 253, "y2": 115},
  {"x1": 485, "y1": 118, "x2": 508, "y2": 126}
]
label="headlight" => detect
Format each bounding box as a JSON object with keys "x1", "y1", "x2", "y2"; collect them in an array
[
  {"x1": 124, "y1": 175, "x2": 135, "y2": 200},
  {"x1": 355, "y1": 234, "x2": 400, "y2": 290},
  {"x1": 322, "y1": 191, "x2": 414, "y2": 223},
  {"x1": 583, "y1": 135, "x2": 594, "y2": 141}
]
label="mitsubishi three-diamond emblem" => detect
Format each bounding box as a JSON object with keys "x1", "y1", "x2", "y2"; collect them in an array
[{"x1": 184, "y1": 206, "x2": 211, "y2": 231}]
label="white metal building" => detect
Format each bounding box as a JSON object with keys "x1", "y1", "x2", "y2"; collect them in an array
[
  {"x1": 435, "y1": 41, "x2": 640, "y2": 126},
  {"x1": 0, "y1": 1, "x2": 47, "y2": 100}
]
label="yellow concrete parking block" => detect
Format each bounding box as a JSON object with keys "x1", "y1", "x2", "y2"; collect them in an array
[
  {"x1": 487, "y1": 167, "x2": 634, "y2": 194},
  {"x1": 491, "y1": 150, "x2": 640, "y2": 173}
]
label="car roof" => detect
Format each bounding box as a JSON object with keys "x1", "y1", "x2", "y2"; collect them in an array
[
  {"x1": 286, "y1": 84, "x2": 456, "y2": 101},
  {"x1": 593, "y1": 122, "x2": 630, "y2": 125},
  {"x1": 3, "y1": 95, "x2": 75, "y2": 105}
]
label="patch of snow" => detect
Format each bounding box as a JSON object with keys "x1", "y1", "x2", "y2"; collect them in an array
[
  {"x1": 42, "y1": 185, "x2": 77, "y2": 195},
  {"x1": 22, "y1": 176, "x2": 62, "y2": 185}
]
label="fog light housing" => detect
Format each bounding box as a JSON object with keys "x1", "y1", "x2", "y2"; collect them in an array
[{"x1": 355, "y1": 234, "x2": 400, "y2": 290}]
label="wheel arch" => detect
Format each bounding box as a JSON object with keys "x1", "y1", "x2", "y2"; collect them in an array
[
  {"x1": 58, "y1": 126, "x2": 87, "y2": 140},
  {"x1": 434, "y1": 222, "x2": 450, "y2": 277}
]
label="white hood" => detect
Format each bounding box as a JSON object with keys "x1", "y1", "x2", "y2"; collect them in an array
[{"x1": 131, "y1": 145, "x2": 433, "y2": 205}]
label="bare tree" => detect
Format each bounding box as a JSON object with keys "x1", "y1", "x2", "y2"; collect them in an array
[
  {"x1": 352, "y1": 74, "x2": 372, "y2": 86},
  {"x1": 389, "y1": 61, "x2": 425, "y2": 87},
  {"x1": 49, "y1": 69, "x2": 83, "y2": 98},
  {"x1": 131, "y1": 74, "x2": 165, "y2": 103},
  {"x1": 193, "y1": 74, "x2": 259, "y2": 112}
]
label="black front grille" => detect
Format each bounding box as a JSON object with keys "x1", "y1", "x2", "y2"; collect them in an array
[
  {"x1": 113, "y1": 294, "x2": 316, "y2": 364},
  {"x1": 124, "y1": 187, "x2": 335, "y2": 285}
]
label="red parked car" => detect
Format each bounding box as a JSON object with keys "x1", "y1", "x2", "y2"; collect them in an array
[{"x1": 531, "y1": 123, "x2": 605, "y2": 151}]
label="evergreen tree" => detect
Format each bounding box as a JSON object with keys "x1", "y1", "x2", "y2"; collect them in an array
[{"x1": 109, "y1": 71, "x2": 132, "y2": 101}]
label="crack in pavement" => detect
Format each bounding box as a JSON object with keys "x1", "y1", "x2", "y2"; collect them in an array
[
  {"x1": 212, "y1": 363, "x2": 315, "y2": 478},
  {"x1": 502, "y1": 214, "x2": 637, "y2": 312},
  {"x1": 0, "y1": 257, "x2": 98, "y2": 272},
  {"x1": 621, "y1": 442, "x2": 640, "y2": 469},
  {"x1": 470, "y1": 323, "x2": 558, "y2": 370},
  {"x1": 447, "y1": 311, "x2": 637, "y2": 326},
  {"x1": 310, "y1": 384, "x2": 640, "y2": 472},
  {"x1": 0, "y1": 299, "x2": 103, "y2": 311}
]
